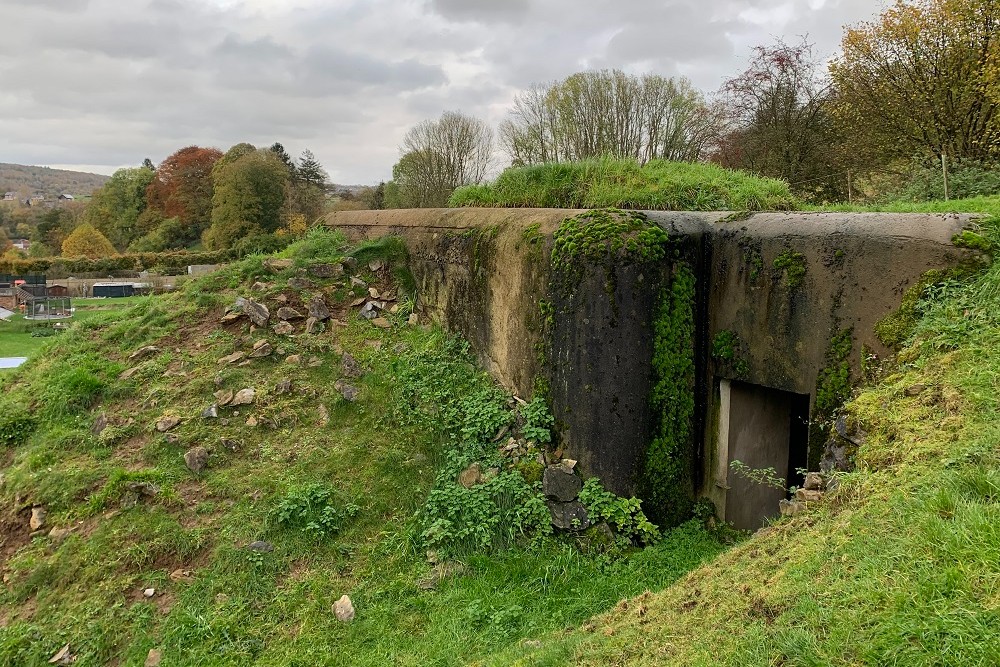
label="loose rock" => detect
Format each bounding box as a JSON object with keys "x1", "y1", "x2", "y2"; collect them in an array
[
  {"x1": 247, "y1": 540, "x2": 274, "y2": 552},
  {"x1": 543, "y1": 466, "x2": 582, "y2": 502},
  {"x1": 308, "y1": 263, "x2": 344, "y2": 278},
  {"x1": 457, "y1": 463, "x2": 483, "y2": 488},
  {"x1": 48, "y1": 526, "x2": 74, "y2": 543},
  {"x1": 264, "y1": 258, "x2": 293, "y2": 272},
  {"x1": 368, "y1": 259, "x2": 384, "y2": 272},
  {"x1": 218, "y1": 351, "x2": 246, "y2": 365},
  {"x1": 231, "y1": 388, "x2": 256, "y2": 406},
  {"x1": 220, "y1": 311, "x2": 243, "y2": 324},
  {"x1": 91, "y1": 414, "x2": 109, "y2": 436},
  {"x1": 156, "y1": 416, "x2": 181, "y2": 432},
  {"x1": 308, "y1": 295, "x2": 331, "y2": 321},
  {"x1": 341, "y1": 353, "x2": 362, "y2": 378},
  {"x1": 48, "y1": 643, "x2": 74, "y2": 665},
  {"x1": 184, "y1": 446, "x2": 209, "y2": 473},
  {"x1": 277, "y1": 306, "x2": 304, "y2": 321},
  {"x1": 371, "y1": 317, "x2": 391, "y2": 329},
  {"x1": 221, "y1": 438, "x2": 240, "y2": 452},
  {"x1": 368, "y1": 287, "x2": 380, "y2": 299},
  {"x1": 803, "y1": 471, "x2": 825, "y2": 491},
  {"x1": 547, "y1": 500, "x2": 591, "y2": 531},
  {"x1": 779, "y1": 499, "x2": 807, "y2": 517},
  {"x1": 273, "y1": 321, "x2": 295, "y2": 335},
  {"x1": 119, "y1": 366, "x2": 142, "y2": 381},
  {"x1": 251, "y1": 281, "x2": 270, "y2": 291},
  {"x1": 335, "y1": 380, "x2": 359, "y2": 402},
  {"x1": 305, "y1": 317, "x2": 320, "y2": 334},
  {"x1": 144, "y1": 648, "x2": 163, "y2": 667},
  {"x1": 307, "y1": 356, "x2": 323, "y2": 368},
  {"x1": 342, "y1": 257, "x2": 358, "y2": 272},
  {"x1": 288, "y1": 277, "x2": 314, "y2": 290},
  {"x1": 274, "y1": 378, "x2": 292, "y2": 394},
  {"x1": 333, "y1": 594, "x2": 355, "y2": 622},
  {"x1": 795, "y1": 488, "x2": 824, "y2": 502},
  {"x1": 905, "y1": 384, "x2": 927, "y2": 397},
  {"x1": 29, "y1": 506, "x2": 46, "y2": 531},
  {"x1": 286, "y1": 354, "x2": 302, "y2": 365},
  {"x1": 129, "y1": 345, "x2": 160, "y2": 361},
  {"x1": 214, "y1": 389, "x2": 234, "y2": 406},
  {"x1": 143, "y1": 587, "x2": 156, "y2": 598},
  {"x1": 244, "y1": 300, "x2": 270, "y2": 327},
  {"x1": 249, "y1": 340, "x2": 273, "y2": 358},
  {"x1": 318, "y1": 404, "x2": 329, "y2": 426}
]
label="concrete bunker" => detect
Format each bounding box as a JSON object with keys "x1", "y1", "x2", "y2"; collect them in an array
[{"x1": 329, "y1": 208, "x2": 984, "y2": 528}]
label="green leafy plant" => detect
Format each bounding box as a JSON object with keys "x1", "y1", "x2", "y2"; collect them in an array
[
  {"x1": 520, "y1": 396, "x2": 554, "y2": 444},
  {"x1": 578, "y1": 478, "x2": 660, "y2": 546},
  {"x1": 271, "y1": 484, "x2": 359, "y2": 540}
]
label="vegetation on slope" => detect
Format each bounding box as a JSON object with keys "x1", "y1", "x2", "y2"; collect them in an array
[
  {"x1": 0, "y1": 228, "x2": 727, "y2": 666},
  {"x1": 0, "y1": 164, "x2": 108, "y2": 200},
  {"x1": 449, "y1": 159, "x2": 798, "y2": 211},
  {"x1": 489, "y1": 206, "x2": 1000, "y2": 666}
]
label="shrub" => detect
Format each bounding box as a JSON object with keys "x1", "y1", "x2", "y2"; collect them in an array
[
  {"x1": 270, "y1": 483, "x2": 359, "y2": 540},
  {"x1": 578, "y1": 478, "x2": 660, "y2": 546}
]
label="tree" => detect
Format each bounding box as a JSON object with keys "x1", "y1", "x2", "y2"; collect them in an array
[
  {"x1": 61, "y1": 223, "x2": 117, "y2": 258},
  {"x1": 389, "y1": 111, "x2": 493, "y2": 208},
  {"x1": 499, "y1": 71, "x2": 719, "y2": 165},
  {"x1": 296, "y1": 150, "x2": 328, "y2": 188},
  {"x1": 269, "y1": 142, "x2": 297, "y2": 178},
  {"x1": 142, "y1": 158, "x2": 155, "y2": 171},
  {"x1": 204, "y1": 148, "x2": 289, "y2": 249},
  {"x1": 715, "y1": 39, "x2": 846, "y2": 200},
  {"x1": 82, "y1": 166, "x2": 156, "y2": 250},
  {"x1": 831, "y1": 0, "x2": 1000, "y2": 165},
  {"x1": 145, "y1": 146, "x2": 223, "y2": 243},
  {"x1": 360, "y1": 182, "x2": 387, "y2": 210}
]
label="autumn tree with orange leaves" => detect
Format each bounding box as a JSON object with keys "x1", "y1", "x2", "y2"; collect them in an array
[{"x1": 144, "y1": 146, "x2": 223, "y2": 244}]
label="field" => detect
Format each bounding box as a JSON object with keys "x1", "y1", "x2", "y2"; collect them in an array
[{"x1": 0, "y1": 298, "x2": 141, "y2": 360}]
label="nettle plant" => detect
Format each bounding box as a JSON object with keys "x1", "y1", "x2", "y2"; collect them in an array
[{"x1": 271, "y1": 483, "x2": 360, "y2": 540}]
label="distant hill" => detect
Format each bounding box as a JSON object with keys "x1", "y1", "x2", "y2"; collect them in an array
[{"x1": 0, "y1": 163, "x2": 109, "y2": 200}]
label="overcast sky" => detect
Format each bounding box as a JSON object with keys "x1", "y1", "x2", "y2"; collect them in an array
[{"x1": 1, "y1": 0, "x2": 883, "y2": 185}]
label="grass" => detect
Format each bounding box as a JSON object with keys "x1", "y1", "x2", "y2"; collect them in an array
[
  {"x1": 449, "y1": 159, "x2": 798, "y2": 211},
  {"x1": 0, "y1": 297, "x2": 141, "y2": 359},
  {"x1": 0, "y1": 232, "x2": 727, "y2": 666},
  {"x1": 485, "y1": 203, "x2": 1000, "y2": 666}
]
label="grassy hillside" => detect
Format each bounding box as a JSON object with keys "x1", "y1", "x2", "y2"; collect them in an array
[
  {"x1": 0, "y1": 164, "x2": 109, "y2": 199},
  {"x1": 0, "y1": 228, "x2": 728, "y2": 666},
  {"x1": 449, "y1": 159, "x2": 798, "y2": 211},
  {"x1": 489, "y1": 201, "x2": 1000, "y2": 666}
]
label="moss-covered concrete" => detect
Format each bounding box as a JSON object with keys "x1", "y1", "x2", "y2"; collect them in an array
[{"x1": 328, "y1": 208, "x2": 984, "y2": 526}]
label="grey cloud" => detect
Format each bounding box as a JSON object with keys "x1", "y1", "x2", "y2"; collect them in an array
[{"x1": 429, "y1": 0, "x2": 531, "y2": 23}]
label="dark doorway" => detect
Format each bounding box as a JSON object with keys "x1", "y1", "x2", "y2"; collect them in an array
[{"x1": 723, "y1": 380, "x2": 809, "y2": 530}]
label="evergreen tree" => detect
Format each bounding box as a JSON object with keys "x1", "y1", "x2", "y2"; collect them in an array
[{"x1": 296, "y1": 150, "x2": 328, "y2": 188}]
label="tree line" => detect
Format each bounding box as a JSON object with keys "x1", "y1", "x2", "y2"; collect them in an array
[{"x1": 369, "y1": 0, "x2": 1000, "y2": 208}]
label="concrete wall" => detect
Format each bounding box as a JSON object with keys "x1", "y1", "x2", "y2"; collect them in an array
[{"x1": 328, "y1": 208, "x2": 982, "y2": 523}]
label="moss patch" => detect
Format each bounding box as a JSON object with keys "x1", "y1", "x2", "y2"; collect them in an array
[
  {"x1": 773, "y1": 249, "x2": 807, "y2": 289},
  {"x1": 711, "y1": 330, "x2": 750, "y2": 378},
  {"x1": 809, "y1": 328, "x2": 853, "y2": 469}
]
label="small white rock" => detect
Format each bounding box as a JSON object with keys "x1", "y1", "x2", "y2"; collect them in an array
[{"x1": 333, "y1": 594, "x2": 355, "y2": 622}]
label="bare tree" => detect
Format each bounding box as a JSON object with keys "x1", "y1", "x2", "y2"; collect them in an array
[
  {"x1": 390, "y1": 111, "x2": 494, "y2": 207},
  {"x1": 499, "y1": 70, "x2": 719, "y2": 166}
]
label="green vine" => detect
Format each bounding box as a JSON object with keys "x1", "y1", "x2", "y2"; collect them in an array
[
  {"x1": 641, "y1": 264, "x2": 697, "y2": 527},
  {"x1": 809, "y1": 328, "x2": 853, "y2": 469}
]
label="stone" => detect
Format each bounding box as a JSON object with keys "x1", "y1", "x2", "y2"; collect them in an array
[
  {"x1": 218, "y1": 351, "x2": 246, "y2": 365},
  {"x1": 305, "y1": 317, "x2": 320, "y2": 334},
  {"x1": 779, "y1": 499, "x2": 807, "y2": 517},
  {"x1": 350, "y1": 297, "x2": 367, "y2": 307},
  {"x1": 143, "y1": 587, "x2": 156, "y2": 598},
  {"x1": 333, "y1": 594, "x2": 355, "y2": 622},
  {"x1": 308, "y1": 356, "x2": 323, "y2": 368},
  {"x1": 247, "y1": 540, "x2": 274, "y2": 552},
  {"x1": 308, "y1": 263, "x2": 344, "y2": 278},
  {"x1": 371, "y1": 317, "x2": 391, "y2": 329},
  {"x1": 803, "y1": 472, "x2": 825, "y2": 491},
  {"x1": 543, "y1": 466, "x2": 582, "y2": 502},
  {"x1": 184, "y1": 446, "x2": 209, "y2": 473},
  {"x1": 144, "y1": 648, "x2": 163, "y2": 667},
  {"x1": 249, "y1": 340, "x2": 273, "y2": 358},
  {"x1": 129, "y1": 345, "x2": 160, "y2": 361},
  {"x1": 318, "y1": 404, "x2": 329, "y2": 426},
  {"x1": 48, "y1": 643, "x2": 74, "y2": 665},
  {"x1": 221, "y1": 438, "x2": 240, "y2": 452},
  {"x1": 244, "y1": 300, "x2": 270, "y2": 327},
  {"x1": 795, "y1": 488, "x2": 824, "y2": 502},
  {"x1": 156, "y1": 416, "x2": 181, "y2": 432},
  {"x1": 457, "y1": 463, "x2": 483, "y2": 488},
  {"x1": 547, "y1": 500, "x2": 591, "y2": 531},
  {"x1": 91, "y1": 414, "x2": 109, "y2": 436},
  {"x1": 277, "y1": 306, "x2": 304, "y2": 321},
  {"x1": 169, "y1": 568, "x2": 194, "y2": 583},
  {"x1": 201, "y1": 404, "x2": 219, "y2": 419},
  {"x1": 275, "y1": 378, "x2": 292, "y2": 394},
  {"x1": 286, "y1": 354, "x2": 302, "y2": 365},
  {"x1": 341, "y1": 353, "x2": 362, "y2": 378},
  {"x1": 231, "y1": 388, "x2": 255, "y2": 406},
  {"x1": 275, "y1": 294, "x2": 288, "y2": 304},
  {"x1": 264, "y1": 258, "x2": 293, "y2": 272},
  {"x1": 220, "y1": 311, "x2": 243, "y2": 324},
  {"x1": 273, "y1": 321, "x2": 295, "y2": 335},
  {"x1": 407, "y1": 313, "x2": 419, "y2": 326},
  {"x1": 335, "y1": 380, "x2": 359, "y2": 402},
  {"x1": 359, "y1": 302, "x2": 379, "y2": 320},
  {"x1": 368, "y1": 287, "x2": 380, "y2": 299},
  {"x1": 251, "y1": 281, "x2": 270, "y2": 291},
  {"x1": 214, "y1": 389, "x2": 234, "y2": 406},
  {"x1": 369, "y1": 259, "x2": 384, "y2": 272},
  {"x1": 288, "y1": 277, "x2": 314, "y2": 290},
  {"x1": 246, "y1": 416, "x2": 258, "y2": 427},
  {"x1": 905, "y1": 384, "x2": 927, "y2": 396},
  {"x1": 119, "y1": 367, "x2": 142, "y2": 381},
  {"x1": 48, "y1": 526, "x2": 74, "y2": 543},
  {"x1": 29, "y1": 506, "x2": 46, "y2": 531},
  {"x1": 560, "y1": 458, "x2": 578, "y2": 471},
  {"x1": 308, "y1": 295, "x2": 331, "y2": 321}
]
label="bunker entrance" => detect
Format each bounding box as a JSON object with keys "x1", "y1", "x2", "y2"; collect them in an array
[{"x1": 720, "y1": 379, "x2": 809, "y2": 530}]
